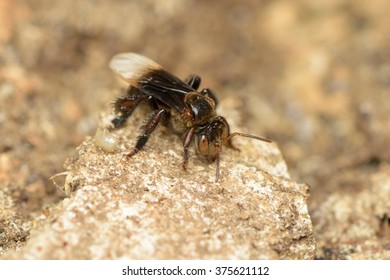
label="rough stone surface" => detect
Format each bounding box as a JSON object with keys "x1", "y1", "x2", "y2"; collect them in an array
[
  {"x1": 311, "y1": 163, "x2": 390, "y2": 259},
  {"x1": 2, "y1": 105, "x2": 315, "y2": 260},
  {"x1": 1, "y1": 0, "x2": 389, "y2": 260},
  {"x1": 0, "y1": 189, "x2": 29, "y2": 254}
]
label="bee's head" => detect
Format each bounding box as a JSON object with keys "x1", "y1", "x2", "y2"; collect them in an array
[
  {"x1": 195, "y1": 116, "x2": 272, "y2": 182},
  {"x1": 196, "y1": 116, "x2": 229, "y2": 159}
]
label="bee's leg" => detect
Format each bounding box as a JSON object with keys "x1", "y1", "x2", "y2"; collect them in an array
[
  {"x1": 182, "y1": 127, "x2": 195, "y2": 171},
  {"x1": 127, "y1": 109, "x2": 166, "y2": 158},
  {"x1": 111, "y1": 87, "x2": 148, "y2": 129},
  {"x1": 185, "y1": 75, "x2": 201, "y2": 90},
  {"x1": 215, "y1": 153, "x2": 221, "y2": 182},
  {"x1": 200, "y1": 88, "x2": 219, "y2": 107}
]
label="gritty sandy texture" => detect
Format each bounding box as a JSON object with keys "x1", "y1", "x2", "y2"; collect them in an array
[
  {"x1": 312, "y1": 163, "x2": 390, "y2": 259},
  {"x1": 0, "y1": 189, "x2": 29, "y2": 254},
  {"x1": 1, "y1": 0, "x2": 389, "y2": 259},
  {"x1": 2, "y1": 104, "x2": 315, "y2": 259}
]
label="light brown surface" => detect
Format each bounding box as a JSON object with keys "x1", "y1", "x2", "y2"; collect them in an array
[
  {"x1": 0, "y1": 0, "x2": 389, "y2": 259},
  {"x1": 3, "y1": 105, "x2": 315, "y2": 259}
]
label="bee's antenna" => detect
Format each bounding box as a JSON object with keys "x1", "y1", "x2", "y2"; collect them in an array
[{"x1": 223, "y1": 132, "x2": 272, "y2": 144}]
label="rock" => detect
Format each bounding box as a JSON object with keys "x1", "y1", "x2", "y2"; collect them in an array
[
  {"x1": 0, "y1": 188, "x2": 29, "y2": 254},
  {"x1": 2, "y1": 103, "x2": 316, "y2": 259},
  {"x1": 312, "y1": 163, "x2": 390, "y2": 259}
]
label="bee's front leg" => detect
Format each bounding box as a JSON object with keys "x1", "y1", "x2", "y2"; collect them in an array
[{"x1": 182, "y1": 127, "x2": 195, "y2": 171}]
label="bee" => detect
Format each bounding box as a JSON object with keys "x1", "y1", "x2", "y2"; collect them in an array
[{"x1": 109, "y1": 53, "x2": 271, "y2": 181}]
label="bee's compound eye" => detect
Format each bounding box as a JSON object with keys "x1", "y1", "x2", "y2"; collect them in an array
[{"x1": 198, "y1": 135, "x2": 209, "y2": 156}]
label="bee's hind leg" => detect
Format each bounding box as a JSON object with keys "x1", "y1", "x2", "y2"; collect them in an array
[{"x1": 127, "y1": 109, "x2": 166, "y2": 158}]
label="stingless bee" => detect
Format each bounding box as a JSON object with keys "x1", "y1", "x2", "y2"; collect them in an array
[{"x1": 109, "y1": 53, "x2": 271, "y2": 181}]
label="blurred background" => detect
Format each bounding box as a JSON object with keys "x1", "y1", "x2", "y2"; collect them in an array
[{"x1": 0, "y1": 0, "x2": 389, "y2": 259}]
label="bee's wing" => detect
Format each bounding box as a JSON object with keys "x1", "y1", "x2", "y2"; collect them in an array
[{"x1": 109, "y1": 53, "x2": 194, "y2": 112}]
